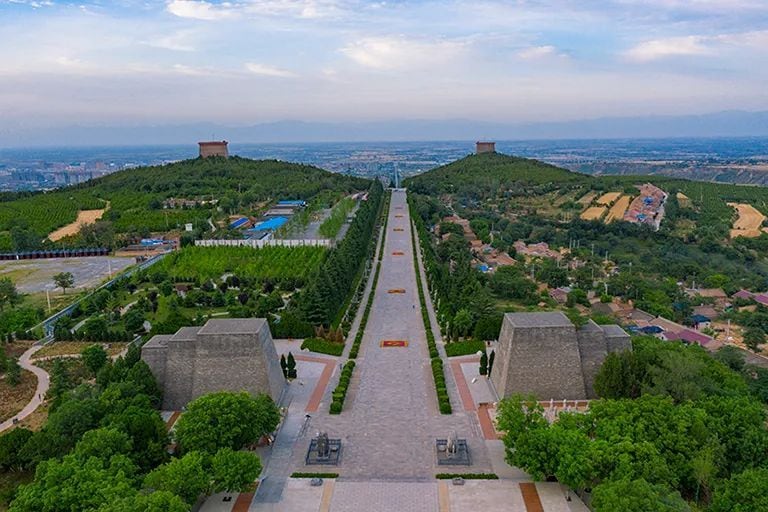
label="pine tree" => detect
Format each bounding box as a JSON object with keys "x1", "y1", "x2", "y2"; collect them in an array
[
  {"x1": 280, "y1": 354, "x2": 288, "y2": 379},
  {"x1": 488, "y1": 350, "x2": 495, "y2": 378},
  {"x1": 286, "y1": 352, "x2": 297, "y2": 379},
  {"x1": 479, "y1": 350, "x2": 488, "y2": 376}
]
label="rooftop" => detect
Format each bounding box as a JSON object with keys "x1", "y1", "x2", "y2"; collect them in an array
[
  {"x1": 143, "y1": 334, "x2": 173, "y2": 349},
  {"x1": 600, "y1": 324, "x2": 629, "y2": 338},
  {"x1": 505, "y1": 311, "x2": 573, "y2": 328},
  {"x1": 198, "y1": 318, "x2": 266, "y2": 335}
]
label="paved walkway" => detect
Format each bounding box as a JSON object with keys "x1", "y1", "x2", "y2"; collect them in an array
[
  {"x1": 286, "y1": 189, "x2": 491, "y2": 480},
  {"x1": 0, "y1": 345, "x2": 49, "y2": 433}
]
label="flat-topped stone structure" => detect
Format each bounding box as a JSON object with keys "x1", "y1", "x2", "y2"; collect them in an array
[
  {"x1": 491, "y1": 312, "x2": 631, "y2": 400},
  {"x1": 142, "y1": 318, "x2": 285, "y2": 410}
]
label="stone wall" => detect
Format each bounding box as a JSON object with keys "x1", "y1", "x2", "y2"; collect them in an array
[
  {"x1": 576, "y1": 320, "x2": 608, "y2": 399},
  {"x1": 141, "y1": 319, "x2": 285, "y2": 410},
  {"x1": 491, "y1": 312, "x2": 588, "y2": 400},
  {"x1": 492, "y1": 312, "x2": 631, "y2": 401}
]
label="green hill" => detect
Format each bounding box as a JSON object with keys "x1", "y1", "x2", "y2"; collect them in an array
[
  {"x1": 405, "y1": 152, "x2": 586, "y2": 198},
  {"x1": 0, "y1": 157, "x2": 369, "y2": 251}
]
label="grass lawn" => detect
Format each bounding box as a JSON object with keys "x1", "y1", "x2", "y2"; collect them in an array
[{"x1": 0, "y1": 369, "x2": 37, "y2": 423}]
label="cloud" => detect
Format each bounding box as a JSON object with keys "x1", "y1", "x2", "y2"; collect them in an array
[
  {"x1": 166, "y1": 0, "x2": 239, "y2": 21},
  {"x1": 244, "y1": 62, "x2": 297, "y2": 77},
  {"x1": 625, "y1": 35, "x2": 711, "y2": 61},
  {"x1": 340, "y1": 36, "x2": 467, "y2": 71},
  {"x1": 165, "y1": 0, "x2": 343, "y2": 21},
  {"x1": 626, "y1": 30, "x2": 768, "y2": 61},
  {"x1": 516, "y1": 45, "x2": 562, "y2": 60}
]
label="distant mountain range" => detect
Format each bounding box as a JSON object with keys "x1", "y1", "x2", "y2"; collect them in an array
[{"x1": 2, "y1": 110, "x2": 768, "y2": 148}]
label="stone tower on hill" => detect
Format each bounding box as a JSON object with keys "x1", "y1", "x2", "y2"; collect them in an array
[
  {"x1": 198, "y1": 140, "x2": 229, "y2": 158},
  {"x1": 141, "y1": 318, "x2": 285, "y2": 410},
  {"x1": 490, "y1": 312, "x2": 631, "y2": 400},
  {"x1": 475, "y1": 141, "x2": 496, "y2": 154}
]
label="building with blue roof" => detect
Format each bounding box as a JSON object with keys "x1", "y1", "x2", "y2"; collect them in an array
[{"x1": 254, "y1": 216, "x2": 289, "y2": 231}]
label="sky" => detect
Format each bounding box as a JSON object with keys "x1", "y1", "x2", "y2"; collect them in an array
[{"x1": 1, "y1": 0, "x2": 768, "y2": 130}]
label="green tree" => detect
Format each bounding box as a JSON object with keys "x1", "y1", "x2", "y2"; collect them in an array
[
  {"x1": 73, "y1": 427, "x2": 133, "y2": 461},
  {"x1": 9, "y1": 453, "x2": 137, "y2": 512},
  {"x1": 124, "y1": 309, "x2": 146, "y2": 333},
  {"x1": 174, "y1": 392, "x2": 280, "y2": 454},
  {"x1": 81, "y1": 344, "x2": 109, "y2": 376},
  {"x1": 97, "y1": 491, "x2": 188, "y2": 512},
  {"x1": 487, "y1": 350, "x2": 495, "y2": 377},
  {"x1": 591, "y1": 479, "x2": 690, "y2": 512},
  {"x1": 286, "y1": 352, "x2": 297, "y2": 379},
  {"x1": 143, "y1": 451, "x2": 208, "y2": 506},
  {"x1": 743, "y1": 326, "x2": 765, "y2": 352},
  {"x1": 5, "y1": 357, "x2": 21, "y2": 386},
  {"x1": 280, "y1": 354, "x2": 288, "y2": 378},
  {"x1": 452, "y1": 309, "x2": 473, "y2": 339},
  {"x1": 210, "y1": 448, "x2": 262, "y2": 493},
  {"x1": 53, "y1": 272, "x2": 75, "y2": 294},
  {"x1": 0, "y1": 428, "x2": 33, "y2": 471},
  {"x1": 479, "y1": 350, "x2": 488, "y2": 376},
  {"x1": 710, "y1": 468, "x2": 768, "y2": 512},
  {"x1": 0, "y1": 277, "x2": 20, "y2": 311}
]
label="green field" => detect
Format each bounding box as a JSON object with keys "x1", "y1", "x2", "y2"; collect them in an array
[{"x1": 147, "y1": 245, "x2": 327, "y2": 282}]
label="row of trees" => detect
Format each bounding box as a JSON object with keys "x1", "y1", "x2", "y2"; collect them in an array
[{"x1": 293, "y1": 180, "x2": 384, "y2": 330}]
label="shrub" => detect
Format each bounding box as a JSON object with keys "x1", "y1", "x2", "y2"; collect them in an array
[
  {"x1": 301, "y1": 337, "x2": 344, "y2": 357},
  {"x1": 435, "y1": 473, "x2": 498, "y2": 480},
  {"x1": 444, "y1": 339, "x2": 486, "y2": 357}
]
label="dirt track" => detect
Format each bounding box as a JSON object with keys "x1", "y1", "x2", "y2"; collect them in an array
[
  {"x1": 728, "y1": 202, "x2": 767, "y2": 238},
  {"x1": 48, "y1": 208, "x2": 106, "y2": 241}
]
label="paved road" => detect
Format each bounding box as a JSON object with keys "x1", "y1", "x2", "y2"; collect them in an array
[
  {"x1": 0, "y1": 345, "x2": 49, "y2": 433},
  {"x1": 293, "y1": 189, "x2": 490, "y2": 480}
]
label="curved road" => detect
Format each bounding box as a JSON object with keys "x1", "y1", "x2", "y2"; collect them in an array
[{"x1": 0, "y1": 345, "x2": 49, "y2": 433}]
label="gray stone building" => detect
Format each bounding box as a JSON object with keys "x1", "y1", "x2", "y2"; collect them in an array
[
  {"x1": 490, "y1": 312, "x2": 631, "y2": 400},
  {"x1": 142, "y1": 318, "x2": 285, "y2": 410}
]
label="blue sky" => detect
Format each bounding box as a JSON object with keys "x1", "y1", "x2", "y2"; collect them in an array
[{"x1": 1, "y1": 0, "x2": 767, "y2": 128}]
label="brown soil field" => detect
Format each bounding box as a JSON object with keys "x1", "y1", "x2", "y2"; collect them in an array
[
  {"x1": 728, "y1": 202, "x2": 767, "y2": 238},
  {"x1": 580, "y1": 206, "x2": 607, "y2": 221},
  {"x1": 676, "y1": 192, "x2": 691, "y2": 208},
  {"x1": 48, "y1": 208, "x2": 106, "y2": 241},
  {"x1": 596, "y1": 192, "x2": 622, "y2": 205},
  {"x1": 577, "y1": 191, "x2": 597, "y2": 205},
  {"x1": 605, "y1": 195, "x2": 632, "y2": 223},
  {"x1": 32, "y1": 341, "x2": 128, "y2": 360},
  {"x1": 0, "y1": 369, "x2": 36, "y2": 423}
]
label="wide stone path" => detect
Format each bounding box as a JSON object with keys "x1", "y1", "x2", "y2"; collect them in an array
[{"x1": 293, "y1": 189, "x2": 491, "y2": 480}]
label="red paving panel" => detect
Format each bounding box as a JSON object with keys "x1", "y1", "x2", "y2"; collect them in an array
[
  {"x1": 393, "y1": 228, "x2": 404, "y2": 232},
  {"x1": 392, "y1": 251, "x2": 405, "y2": 255},
  {"x1": 519, "y1": 483, "x2": 544, "y2": 512},
  {"x1": 380, "y1": 340, "x2": 408, "y2": 347},
  {"x1": 449, "y1": 357, "x2": 479, "y2": 412},
  {"x1": 477, "y1": 403, "x2": 498, "y2": 440},
  {"x1": 232, "y1": 492, "x2": 255, "y2": 512},
  {"x1": 294, "y1": 354, "x2": 336, "y2": 413}
]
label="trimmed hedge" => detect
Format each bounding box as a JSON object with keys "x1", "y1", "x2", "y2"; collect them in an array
[
  {"x1": 410, "y1": 214, "x2": 452, "y2": 414},
  {"x1": 329, "y1": 360, "x2": 356, "y2": 414},
  {"x1": 445, "y1": 339, "x2": 486, "y2": 357},
  {"x1": 435, "y1": 473, "x2": 499, "y2": 480},
  {"x1": 301, "y1": 337, "x2": 345, "y2": 356},
  {"x1": 291, "y1": 472, "x2": 339, "y2": 478}
]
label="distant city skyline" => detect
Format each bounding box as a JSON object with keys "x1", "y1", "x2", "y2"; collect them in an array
[{"x1": 1, "y1": 0, "x2": 768, "y2": 137}]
